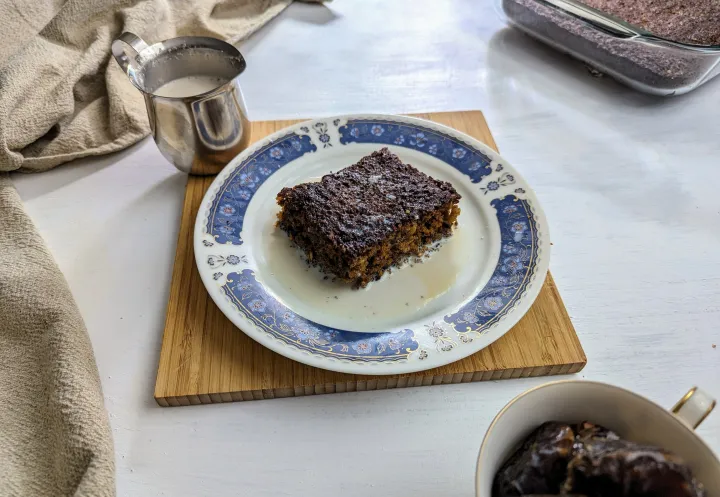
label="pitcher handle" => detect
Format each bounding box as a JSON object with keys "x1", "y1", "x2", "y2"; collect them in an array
[
  {"x1": 671, "y1": 387, "x2": 716, "y2": 429},
  {"x1": 112, "y1": 32, "x2": 150, "y2": 75}
]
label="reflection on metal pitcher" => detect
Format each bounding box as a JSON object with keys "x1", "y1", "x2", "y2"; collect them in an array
[{"x1": 112, "y1": 32, "x2": 251, "y2": 175}]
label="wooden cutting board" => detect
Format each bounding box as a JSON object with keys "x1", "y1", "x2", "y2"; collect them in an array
[{"x1": 154, "y1": 111, "x2": 586, "y2": 406}]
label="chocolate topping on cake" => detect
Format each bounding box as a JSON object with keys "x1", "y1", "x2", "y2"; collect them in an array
[{"x1": 277, "y1": 148, "x2": 460, "y2": 257}]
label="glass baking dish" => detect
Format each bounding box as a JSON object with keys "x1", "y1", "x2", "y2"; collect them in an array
[{"x1": 499, "y1": 0, "x2": 720, "y2": 96}]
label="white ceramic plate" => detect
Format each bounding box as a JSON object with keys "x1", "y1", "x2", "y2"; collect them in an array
[{"x1": 194, "y1": 114, "x2": 550, "y2": 375}]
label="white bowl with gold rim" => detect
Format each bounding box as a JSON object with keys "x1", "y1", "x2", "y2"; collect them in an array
[{"x1": 476, "y1": 380, "x2": 718, "y2": 496}]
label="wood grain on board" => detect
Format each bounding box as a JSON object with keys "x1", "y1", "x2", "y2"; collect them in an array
[{"x1": 154, "y1": 111, "x2": 586, "y2": 406}]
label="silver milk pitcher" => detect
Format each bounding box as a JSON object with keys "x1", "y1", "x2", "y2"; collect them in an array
[{"x1": 112, "y1": 32, "x2": 251, "y2": 175}]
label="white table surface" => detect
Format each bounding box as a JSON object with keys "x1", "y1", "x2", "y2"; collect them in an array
[{"x1": 12, "y1": 1, "x2": 720, "y2": 495}]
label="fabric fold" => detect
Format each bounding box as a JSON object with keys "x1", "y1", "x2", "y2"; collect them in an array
[{"x1": 0, "y1": 173, "x2": 115, "y2": 496}]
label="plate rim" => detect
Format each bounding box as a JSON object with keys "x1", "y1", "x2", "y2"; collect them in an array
[{"x1": 193, "y1": 113, "x2": 551, "y2": 375}]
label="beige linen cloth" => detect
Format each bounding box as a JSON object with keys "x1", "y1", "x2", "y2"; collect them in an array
[{"x1": 0, "y1": 0, "x2": 309, "y2": 495}]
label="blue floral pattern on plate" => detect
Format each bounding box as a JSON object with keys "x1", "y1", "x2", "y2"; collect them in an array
[
  {"x1": 224, "y1": 270, "x2": 418, "y2": 361},
  {"x1": 445, "y1": 196, "x2": 539, "y2": 334},
  {"x1": 200, "y1": 116, "x2": 547, "y2": 369},
  {"x1": 206, "y1": 133, "x2": 316, "y2": 244},
  {"x1": 338, "y1": 119, "x2": 493, "y2": 183}
]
